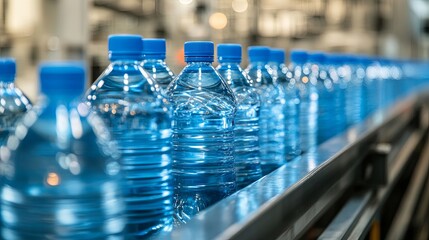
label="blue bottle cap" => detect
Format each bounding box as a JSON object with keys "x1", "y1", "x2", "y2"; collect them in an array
[
  {"x1": 366, "y1": 55, "x2": 380, "y2": 63},
  {"x1": 142, "y1": 38, "x2": 166, "y2": 60},
  {"x1": 248, "y1": 46, "x2": 270, "y2": 63},
  {"x1": 269, "y1": 48, "x2": 285, "y2": 64},
  {"x1": 217, "y1": 44, "x2": 242, "y2": 63},
  {"x1": 345, "y1": 54, "x2": 357, "y2": 64},
  {"x1": 0, "y1": 58, "x2": 16, "y2": 83},
  {"x1": 325, "y1": 53, "x2": 344, "y2": 65},
  {"x1": 184, "y1": 41, "x2": 214, "y2": 62},
  {"x1": 290, "y1": 50, "x2": 308, "y2": 64},
  {"x1": 39, "y1": 62, "x2": 86, "y2": 97},
  {"x1": 108, "y1": 34, "x2": 143, "y2": 61},
  {"x1": 354, "y1": 55, "x2": 369, "y2": 65},
  {"x1": 308, "y1": 52, "x2": 326, "y2": 64}
]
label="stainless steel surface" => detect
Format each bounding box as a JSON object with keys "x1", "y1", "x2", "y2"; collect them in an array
[
  {"x1": 414, "y1": 155, "x2": 429, "y2": 240},
  {"x1": 155, "y1": 92, "x2": 425, "y2": 240},
  {"x1": 317, "y1": 191, "x2": 372, "y2": 240},
  {"x1": 348, "y1": 128, "x2": 426, "y2": 240},
  {"x1": 416, "y1": 173, "x2": 429, "y2": 240},
  {"x1": 386, "y1": 135, "x2": 429, "y2": 240},
  {"x1": 318, "y1": 123, "x2": 427, "y2": 240}
]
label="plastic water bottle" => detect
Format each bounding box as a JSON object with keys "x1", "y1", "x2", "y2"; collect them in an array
[
  {"x1": 0, "y1": 58, "x2": 32, "y2": 146},
  {"x1": 168, "y1": 41, "x2": 236, "y2": 224},
  {"x1": 382, "y1": 58, "x2": 402, "y2": 106},
  {"x1": 85, "y1": 35, "x2": 173, "y2": 238},
  {"x1": 308, "y1": 52, "x2": 347, "y2": 143},
  {"x1": 324, "y1": 54, "x2": 347, "y2": 136},
  {"x1": 141, "y1": 38, "x2": 175, "y2": 96},
  {"x1": 245, "y1": 46, "x2": 286, "y2": 174},
  {"x1": 216, "y1": 43, "x2": 262, "y2": 189},
  {"x1": 0, "y1": 63, "x2": 126, "y2": 239},
  {"x1": 401, "y1": 60, "x2": 417, "y2": 97},
  {"x1": 353, "y1": 56, "x2": 367, "y2": 119},
  {"x1": 290, "y1": 50, "x2": 318, "y2": 153},
  {"x1": 390, "y1": 60, "x2": 404, "y2": 101},
  {"x1": 377, "y1": 58, "x2": 392, "y2": 108},
  {"x1": 308, "y1": 52, "x2": 330, "y2": 143},
  {"x1": 366, "y1": 57, "x2": 377, "y2": 114},
  {"x1": 343, "y1": 55, "x2": 364, "y2": 126},
  {"x1": 268, "y1": 48, "x2": 301, "y2": 161},
  {"x1": 366, "y1": 57, "x2": 384, "y2": 115}
]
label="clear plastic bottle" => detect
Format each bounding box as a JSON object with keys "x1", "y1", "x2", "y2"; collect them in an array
[
  {"x1": 324, "y1": 54, "x2": 347, "y2": 136},
  {"x1": 85, "y1": 35, "x2": 173, "y2": 238},
  {"x1": 390, "y1": 60, "x2": 403, "y2": 102},
  {"x1": 400, "y1": 60, "x2": 417, "y2": 98},
  {"x1": 380, "y1": 58, "x2": 402, "y2": 106},
  {"x1": 364, "y1": 56, "x2": 383, "y2": 115},
  {"x1": 353, "y1": 55, "x2": 368, "y2": 119},
  {"x1": 289, "y1": 50, "x2": 318, "y2": 153},
  {"x1": 344, "y1": 55, "x2": 364, "y2": 126},
  {"x1": 216, "y1": 43, "x2": 262, "y2": 189},
  {"x1": 268, "y1": 48, "x2": 301, "y2": 161},
  {"x1": 141, "y1": 38, "x2": 175, "y2": 97},
  {"x1": 245, "y1": 46, "x2": 286, "y2": 174},
  {"x1": 0, "y1": 63, "x2": 125, "y2": 239},
  {"x1": 0, "y1": 58, "x2": 32, "y2": 146},
  {"x1": 167, "y1": 41, "x2": 237, "y2": 224},
  {"x1": 307, "y1": 52, "x2": 326, "y2": 143},
  {"x1": 308, "y1": 52, "x2": 341, "y2": 143}
]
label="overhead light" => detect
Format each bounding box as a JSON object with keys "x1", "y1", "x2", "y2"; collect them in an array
[
  {"x1": 209, "y1": 12, "x2": 228, "y2": 30},
  {"x1": 178, "y1": 0, "x2": 193, "y2": 5},
  {"x1": 232, "y1": 0, "x2": 248, "y2": 13}
]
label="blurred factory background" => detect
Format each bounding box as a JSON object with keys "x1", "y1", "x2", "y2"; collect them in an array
[{"x1": 0, "y1": 0, "x2": 428, "y2": 99}]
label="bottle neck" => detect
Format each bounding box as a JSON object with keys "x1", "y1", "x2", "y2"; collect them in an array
[
  {"x1": 186, "y1": 61, "x2": 213, "y2": 67},
  {"x1": 292, "y1": 62, "x2": 311, "y2": 75},
  {"x1": 268, "y1": 62, "x2": 283, "y2": 74},
  {"x1": 247, "y1": 61, "x2": 269, "y2": 73},
  {"x1": 249, "y1": 60, "x2": 267, "y2": 66},
  {"x1": 218, "y1": 62, "x2": 242, "y2": 70},
  {"x1": 291, "y1": 61, "x2": 309, "y2": 72},
  {"x1": 217, "y1": 62, "x2": 250, "y2": 87},
  {"x1": 269, "y1": 62, "x2": 288, "y2": 83},
  {"x1": 269, "y1": 61, "x2": 281, "y2": 67},
  {"x1": 143, "y1": 54, "x2": 166, "y2": 61},
  {"x1": 142, "y1": 58, "x2": 165, "y2": 64},
  {"x1": 185, "y1": 56, "x2": 214, "y2": 63},
  {"x1": 109, "y1": 52, "x2": 142, "y2": 62},
  {"x1": 246, "y1": 62, "x2": 274, "y2": 86},
  {"x1": 110, "y1": 59, "x2": 142, "y2": 65}
]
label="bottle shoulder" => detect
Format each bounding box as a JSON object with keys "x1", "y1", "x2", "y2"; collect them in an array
[
  {"x1": 232, "y1": 87, "x2": 261, "y2": 108},
  {"x1": 258, "y1": 83, "x2": 284, "y2": 99},
  {"x1": 168, "y1": 63, "x2": 236, "y2": 115},
  {"x1": 141, "y1": 60, "x2": 175, "y2": 75},
  {"x1": 217, "y1": 65, "x2": 254, "y2": 89},
  {"x1": 85, "y1": 63, "x2": 167, "y2": 108},
  {"x1": 169, "y1": 64, "x2": 235, "y2": 97},
  {"x1": 87, "y1": 62, "x2": 157, "y2": 92},
  {"x1": 2, "y1": 102, "x2": 122, "y2": 196},
  {"x1": 245, "y1": 64, "x2": 274, "y2": 86},
  {"x1": 9, "y1": 101, "x2": 119, "y2": 158},
  {"x1": 141, "y1": 60, "x2": 176, "y2": 82},
  {"x1": 0, "y1": 85, "x2": 32, "y2": 114}
]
